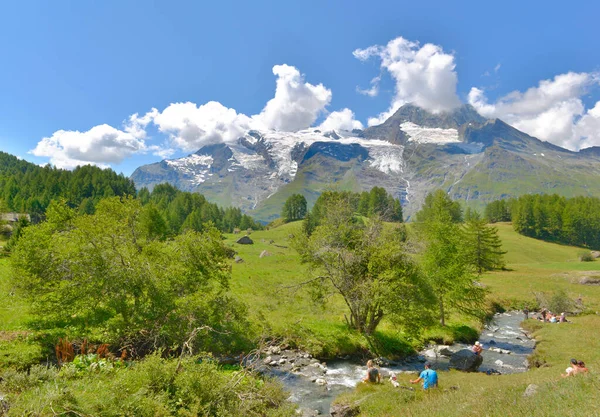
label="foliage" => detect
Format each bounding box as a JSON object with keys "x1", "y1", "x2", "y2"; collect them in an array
[
  {"x1": 484, "y1": 199, "x2": 513, "y2": 223},
  {"x1": 294, "y1": 194, "x2": 432, "y2": 336},
  {"x1": 416, "y1": 189, "x2": 463, "y2": 224},
  {"x1": 10, "y1": 197, "x2": 251, "y2": 355},
  {"x1": 415, "y1": 190, "x2": 487, "y2": 326},
  {"x1": 1, "y1": 354, "x2": 296, "y2": 417},
  {"x1": 141, "y1": 183, "x2": 263, "y2": 234},
  {"x1": 462, "y1": 213, "x2": 506, "y2": 273},
  {"x1": 0, "y1": 151, "x2": 135, "y2": 216},
  {"x1": 510, "y1": 193, "x2": 600, "y2": 248},
  {"x1": 281, "y1": 193, "x2": 307, "y2": 222},
  {"x1": 306, "y1": 187, "x2": 402, "y2": 233},
  {"x1": 579, "y1": 251, "x2": 594, "y2": 262}
]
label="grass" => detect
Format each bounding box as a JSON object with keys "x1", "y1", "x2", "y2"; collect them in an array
[
  {"x1": 4, "y1": 220, "x2": 600, "y2": 415},
  {"x1": 0, "y1": 256, "x2": 44, "y2": 370},
  {"x1": 335, "y1": 222, "x2": 600, "y2": 416}
]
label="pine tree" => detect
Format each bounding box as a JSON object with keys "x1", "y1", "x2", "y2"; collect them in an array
[{"x1": 462, "y1": 215, "x2": 506, "y2": 274}]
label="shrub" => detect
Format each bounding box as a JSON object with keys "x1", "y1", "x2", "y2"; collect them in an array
[{"x1": 579, "y1": 252, "x2": 594, "y2": 262}]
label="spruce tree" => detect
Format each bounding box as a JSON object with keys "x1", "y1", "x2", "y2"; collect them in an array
[{"x1": 462, "y1": 215, "x2": 506, "y2": 274}]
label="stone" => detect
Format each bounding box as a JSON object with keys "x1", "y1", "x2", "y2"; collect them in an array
[
  {"x1": 449, "y1": 349, "x2": 483, "y2": 372},
  {"x1": 260, "y1": 250, "x2": 272, "y2": 258},
  {"x1": 279, "y1": 358, "x2": 287, "y2": 365},
  {"x1": 234, "y1": 256, "x2": 244, "y2": 263},
  {"x1": 523, "y1": 384, "x2": 538, "y2": 397},
  {"x1": 269, "y1": 361, "x2": 278, "y2": 366},
  {"x1": 423, "y1": 349, "x2": 437, "y2": 359},
  {"x1": 314, "y1": 378, "x2": 327, "y2": 386},
  {"x1": 436, "y1": 345, "x2": 454, "y2": 357},
  {"x1": 236, "y1": 236, "x2": 254, "y2": 245},
  {"x1": 591, "y1": 251, "x2": 600, "y2": 259},
  {"x1": 579, "y1": 276, "x2": 600, "y2": 285},
  {"x1": 263, "y1": 356, "x2": 272, "y2": 364},
  {"x1": 330, "y1": 403, "x2": 360, "y2": 417},
  {"x1": 495, "y1": 359, "x2": 504, "y2": 367}
]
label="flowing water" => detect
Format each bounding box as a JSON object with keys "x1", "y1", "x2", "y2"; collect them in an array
[{"x1": 272, "y1": 311, "x2": 535, "y2": 415}]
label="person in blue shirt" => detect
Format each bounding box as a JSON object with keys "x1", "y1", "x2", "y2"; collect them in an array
[{"x1": 410, "y1": 362, "x2": 438, "y2": 389}]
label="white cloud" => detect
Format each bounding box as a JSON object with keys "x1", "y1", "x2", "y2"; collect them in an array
[
  {"x1": 494, "y1": 63, "x2": 501, "y2": 73},
  {"x1": 31, "y1": 64, "x2": 348, "y2": 168},
  {"x1": 468, "y1": 72, "x2": 600, "y2": 150},
  {"x1": 576, "y1": 101, "x2": 600, "y2": 150},
  {"x1": 31, "y1": 124, "x2": 147, "y2": 170},
  {"x1": 319, "y1": 108, "x2": 364, "y2": 132},
  {"x1": 356, "y1": 76, "x2": 381, "y2": 97},
  {"x1": 149, "y1": 101, "x2": 254, "y2": 152},
  {"x1": 255, "y1": 64, "x2": 332, "y2": 131},
  {"x1": 354, "y1": 36, "x2": 461, "y2": 125}
]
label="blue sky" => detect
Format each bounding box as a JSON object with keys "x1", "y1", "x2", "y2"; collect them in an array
[{"x1": 1, "y1": 0, "x2": 599, "y2": 175}]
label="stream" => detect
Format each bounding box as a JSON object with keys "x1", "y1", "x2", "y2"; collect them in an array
[{"x1": 268, "y1": 311, "x2": 535, "y2": 416}]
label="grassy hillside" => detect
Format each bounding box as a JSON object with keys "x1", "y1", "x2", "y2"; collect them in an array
[
  {"x1": 3, "y1": 221, "x2": 600, "y2": 415},
  {"x1": 337, "y1": 222, "x2": 600, "y2": 416}
]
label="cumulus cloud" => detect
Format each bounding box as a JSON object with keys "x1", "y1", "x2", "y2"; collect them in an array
[
  {"x1": 256, "y1": 64, "x2": 332, "y2": 131},
  {"x1": 149, "y1": 101, "x2": 254, "y2": 152},
  {"x1": 468, "y1": 72, "x2": 600, "y2": 150},
  {"x1": 319, "y1": 108, "x2": 364, "y2": 132},
  {"x1": 354, "y1": 36, "x2": 461, "y2": 125},
  {"x1": 32, "y1": 63, "x2": 343, "y2": 168},
  {"x1": 31, "y1": 124, "x2": 147, "y2": 170}
]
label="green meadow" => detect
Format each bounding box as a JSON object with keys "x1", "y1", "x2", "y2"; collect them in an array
[{"x1": 2, "y1": 221, "x2": 600, "y2": 415}]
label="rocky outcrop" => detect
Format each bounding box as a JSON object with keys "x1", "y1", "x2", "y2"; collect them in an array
[
  {"x1": 449, "y1": 349, "x2": 483, "y2": 372},
  {"x1": 330, "y1": 403, "x2": 360, "y2": 417},
  {"x1": 236, "y1": 236, "x2": 253, "y2": 245}
]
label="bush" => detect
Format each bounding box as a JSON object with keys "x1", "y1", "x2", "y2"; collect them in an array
[
  {"x1": 2, "y1": 354, "x2": 297, "y2": 417},
  {"x1": 579, "y1": 252, "x2": 594, "y2": 262}
]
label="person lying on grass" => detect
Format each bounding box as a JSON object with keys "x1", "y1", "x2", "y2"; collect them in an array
[
  {"x1": 410, "y1": 362, "x2": 438, "y2": 390},
  {"x1": 363, "y1": 359, "x2": 381, "y2": 383},
  {"x1": 562, "y1": 359, "x2": 588, "y2": 377}
]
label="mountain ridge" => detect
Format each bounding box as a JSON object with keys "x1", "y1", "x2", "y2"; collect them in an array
[{"x1": 130, "y1": 104, "x2": 600, "y2": 221}]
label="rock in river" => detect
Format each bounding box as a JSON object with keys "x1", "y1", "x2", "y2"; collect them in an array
[{"x1": 449, "y1": 349, "x2": 483, "y2": 372}]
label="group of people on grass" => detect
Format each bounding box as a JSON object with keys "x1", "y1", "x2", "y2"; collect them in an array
[
  {"x1": 524, "y1": 307, "x2": 568, "y2": 323},
  {"x1": 363, "y1": 360, "x2": 438, "y2": 390},
  {"x1": 561, "y1": 358, "x2": 588, "y2": 377}
]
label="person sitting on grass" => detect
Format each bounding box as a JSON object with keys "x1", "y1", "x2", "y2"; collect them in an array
[
  {"x1": 562, "y1": 358, "x2": 579, "y2": 377},
  {"x1": 559, "y1": 312, "x2": 568, "y2": 323},
  {"x1": 410, "y1": 362, "x2": 438, "y2": 390},
  {"x1": 363, "y1": 359, "x2": 381, "y2": 383}
]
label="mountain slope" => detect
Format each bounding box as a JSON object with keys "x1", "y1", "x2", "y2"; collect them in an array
[{"x1": 131, "y1": 104, "x2": 600, "y2": 221}]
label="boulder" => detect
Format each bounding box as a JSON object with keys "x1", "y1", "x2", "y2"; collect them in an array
[
  {"x1": 422, "y1": 348, "x2": 437, "y2": 359},
  {"x1": 314, "y1": 378, "x2": 327, "y2": 386},
  {"x1": 236, "y1": 236, "x2": 253, "y2": 245},
  {"x1": 259, "y1": 250, "x2": 272, "y2": 258},
  {"x1": 523, "y1": 384, "x2": 538, "y2": 397},
  {"x1": 591, "y1": 251, "x2": 600, "y2": 259},
  {"x1": 436, "y1": 345, "x2": 454, "y2": 357},
  {"x1": 330, "y1": 403, "x2": 360, "y2": 417},
  {"x1": 234, "y1": 256, "x2": 244, "y2": 263},
  {"x1": 449, "y1": 349, "x2": 483, "y2": 372},
  {"x1": 579, "y1": 276, "x2": 600, "y2": 285}
]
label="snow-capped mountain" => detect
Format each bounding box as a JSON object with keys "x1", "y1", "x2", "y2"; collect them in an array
[{"x1": 131, "y1": 104, "x2": 600, "y2": 222}]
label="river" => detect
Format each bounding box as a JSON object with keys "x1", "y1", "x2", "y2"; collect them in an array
[{"x1": 270, "y1": 311, "x2": 535, "y2": 416}]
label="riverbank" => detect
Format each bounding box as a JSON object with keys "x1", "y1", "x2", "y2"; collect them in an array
[{"x1": 264, "y1": 311, "x2": 535, "y2": 416}]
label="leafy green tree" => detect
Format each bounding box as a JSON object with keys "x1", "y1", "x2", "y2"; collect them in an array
[
  {"x1": 416, "y1": 189, "x2": 462, "y2": 224},
  {"x1": 462, "y1": 214, "x2": 506, "y2": 274},
  {"x1": 11, "y1": 197, "x2": 249, "y2": 354},
  {"x1": 416, "y1": 191, "x2": 486, "y2": 326},
  {"x1": 281, "y1": 194, "x2": 307, "y2": 222},
  {"x1": 294, "y1": 195, "x2": 432, "y2": 336}
]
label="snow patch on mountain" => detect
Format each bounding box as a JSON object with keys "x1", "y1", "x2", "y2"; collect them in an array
[
  {"x1": 400, "y1": 122, "x2": 460, "y2": 144},
  {"x1": 165, "y1": 154, "x2": 214, "y2": 185}
]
